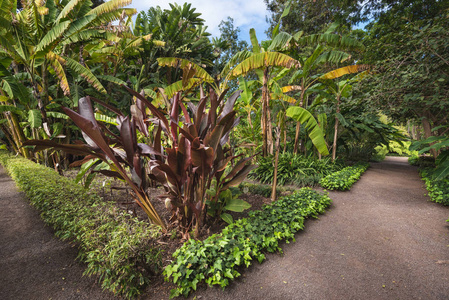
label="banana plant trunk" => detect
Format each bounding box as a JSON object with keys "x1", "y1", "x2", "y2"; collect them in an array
[
  {"x1": 261, "y1": 68, "x2": 270, "y2": 156},
  {"x1": 293, "y1": 90, "x2": 305, "y2": 154},
  {"x1": 332, "y1": 95, "x2": 341, "y2": 161},
  {"x1": 271, "y1": 127, "x2": 281, "y2": 201}
]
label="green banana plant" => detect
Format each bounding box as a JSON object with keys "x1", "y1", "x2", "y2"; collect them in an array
[
  {"x1": 286, "y1": 106, "x2": 329, "y2": 156},
  {"x1": 315, "y1": 67, "x2": 370, "y2": 160}
]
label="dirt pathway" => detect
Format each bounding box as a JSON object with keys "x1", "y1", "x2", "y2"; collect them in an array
[
  {"x1": 0, "y1": 165, "x2": 117, "y2": 300},
  {"x1": 189, "y1": 157, "x2": 449, "y2": 300},
  {"x1": 1, "y1": 157, "x2": 448, "y2": 300}
]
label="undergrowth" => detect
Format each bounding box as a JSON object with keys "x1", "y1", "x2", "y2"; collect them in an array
[
  {"x1": 164, "y1": 188, "x2": 331, "y2": 298},
  {"x1": 250, "y1": 153, "x2": 345, "y2": 187},
  {"x1": 0, "y1": 151, "x2": 162, "y2": 299},
  {"x1": 320, "y1": 163, "x2": 369, "y2": 191},
  {"x1": 419, "y1": 169, "x2": 449, "y2": 206}
]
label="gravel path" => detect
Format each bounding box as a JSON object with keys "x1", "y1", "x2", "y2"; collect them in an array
[
  {"x1": 1, "y1": 157, "x2": 448, "y2": 300},
  {"x1": 191, "y1": 157, "x2": 449, "y2": 300}
]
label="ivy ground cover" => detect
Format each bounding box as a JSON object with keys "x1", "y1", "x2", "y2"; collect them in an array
[
  {"x1": 320, "y1": 163, "x2": 370, "y2": 191},
  {"x1": 164, "y1": 188, "x2": 331, "y2": 298}
]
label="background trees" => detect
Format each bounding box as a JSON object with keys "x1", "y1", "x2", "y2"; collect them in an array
[{"x1": 1, "y1": 0, "x2": 448, "y2": 233}]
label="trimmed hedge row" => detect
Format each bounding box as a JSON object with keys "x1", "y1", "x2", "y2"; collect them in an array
[
  {"x1": 164, "y1": 188, "x2": 331, "y2": 298},
  {"x1": 320, "y1": 163, "x2": 369, "y2": 191},
  {"x1": 0, "y1": 151, "x2": 162, "y2": 299},
  {"x1": 420, "y1": 169, "x2": 449, "y2": 206}
]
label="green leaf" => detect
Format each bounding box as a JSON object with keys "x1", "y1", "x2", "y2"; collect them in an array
[
  {"x1": 224, "y1": 198, "x2": 251, "y2": 212},
  {"x1": 75, "y1": 158, "x2": 100, "y2": 184},
  {"x1": 28, "y1": 109, "x2": 42, "y2": 128},
  {"x1": 0, "y1": 105, "x2": 21, "y2": 114},
  {"x1": 64, "y1": 57, "x2": 106, "y2": 94},
  {"x1": 220, "y1": 213, "x2": 233, "y2": 224},
  {"x1": 94, "y1": 113, "x2": 118, "y2": 125},
  {"x1": 286, "y1": 107, "x2": 329, "y2": 155}
]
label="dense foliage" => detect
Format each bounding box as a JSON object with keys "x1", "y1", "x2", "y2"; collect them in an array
[
  {"x1": 0, "y1": 151, "x2": 161, "y2": 299},
  {"x1": 164, "y1": 188, "x2": 331, "y2": 298},
  {"x1": 238, "y1": 182, "x2": 295, "y2": 198},
  {"x1": 420, "y1": 169, "x2": 449, "y2": 206},
  {"x1": 320, "y1": 163, "x2": 369, "y2": 191},
  {"x1": 250, "y1": 153, "x2": 344, "y2": 186}
]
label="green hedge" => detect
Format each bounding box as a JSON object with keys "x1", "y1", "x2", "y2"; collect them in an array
[
  {"x1": 420, "y1": 169, "x2": 449, "y2": 206},
  {"x1": 164, "y1": 188, "x2": 331, "y2": 298},
  {"x1": 320, "y1": 163, "x2": 369, "y2": 191},
  {"x1": 0, "y1": 151, "x2": 162, "y2": 299}
]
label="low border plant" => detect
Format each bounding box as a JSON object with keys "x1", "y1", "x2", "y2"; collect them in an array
[
  {"x1": 163, "y1": 188, "x2": 331, "y2": 298},
  {"x1": 0, "y1": 151, "x2": 162, "y2": 299},
  {"x1": 320, "y1": 163, "x2": 369, "y2": 191},
  {"x1": 419, "y1": 169, "x2": 449, "y2": 206}
]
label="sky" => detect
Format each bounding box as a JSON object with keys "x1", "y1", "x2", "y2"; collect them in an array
[{"x1": 128, "y1": 0, "x2": 271, "y2": 43}]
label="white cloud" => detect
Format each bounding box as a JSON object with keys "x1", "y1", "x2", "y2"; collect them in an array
[{"x1": 129, "y1": 0, "x2": 270, "y2": 41}]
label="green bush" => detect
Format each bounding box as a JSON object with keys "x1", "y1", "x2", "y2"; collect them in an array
[
  {"x1": 320, "y1": 163, "x2": 369, "y2": 191},
  {"x1": 250, "y1": 153, "x2": 345, "y2": 186},
  {"x1": 0, "y1": 151, "x2": 162, "y2": 299},
  {"x1": 420, "y1": 169, "x2": 449, "y2": 206},
  {"x1": 164, "y1": 188, "x2": 331, "y2": 298},
  {"x1": 408, "y1": 155, "x2": 435, "y2": 168}
]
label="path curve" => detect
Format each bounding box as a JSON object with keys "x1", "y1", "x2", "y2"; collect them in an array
[
  {"x1": 190, "y1": 157, "x2": 449, "y2": 300},
  {"x1": 1, "y1": 157, "x2": 448, "y2": 299}
]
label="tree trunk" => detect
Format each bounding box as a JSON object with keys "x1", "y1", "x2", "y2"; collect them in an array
[
  {"x1": 261, "y1": 68, "x2": 269, "y2": 156},
  {"x1": 267, "y1": 97, "x2": 273, "y2": 155},
  {"x1": 293, "y1": 90, "x2": 305, "y2": 154},
  {"x1": 271, "y1": 127, "x2": 281, "y2": 201},
  {"x1": 293, "y1": 122, "x2": 301, "y2": 154},
  {"x1": 332, "y1": 95, "x2": 341, "y2": 161},
  {"x1": 422, "y1": 116, "x2": 437, "y2": 159}
]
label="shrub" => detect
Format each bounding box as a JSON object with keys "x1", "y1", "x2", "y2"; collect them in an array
[
  {"x1": 320, "y1": 163, "x2": 369, "y2": 191},
  {"x1": 0, "y1": 151, "x2": 161, "y2": 299},
  {"x1": 238, "y1": 182, "x2": 295, "y2": 198},
  {"x1": 420, "y1": 169, "x2": 449, "y2": 206},
  {"x1": 408, "y1": 155, "x2": 435, "y2": 168},
  {"x1": 164, "y1": 188, "x2": 331, "y2": 298},
  {"x1": 250, "y1": 153, "x2": 345, "y2": 186}
]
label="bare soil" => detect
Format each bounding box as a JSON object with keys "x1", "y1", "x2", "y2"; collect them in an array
[{"x1": 1, "y1": 157, "x2": 448, "y2": 299}]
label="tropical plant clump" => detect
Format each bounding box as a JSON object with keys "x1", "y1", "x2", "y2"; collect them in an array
[
  {"x1": 0, "y1": 151, "x2": 161, "y2": 299},
  {"x1": 250, "y1": 153, "x2": 345, "y2": 186},
  {"x1": 320, "y1": 162, "x2": 369, "y2": 190},
  {"x1": 25, "y1": 87, "x2": 255, "y2": 237},
  {"x1": 164, "y1": 188, "x2": 331, "y2": 298}
]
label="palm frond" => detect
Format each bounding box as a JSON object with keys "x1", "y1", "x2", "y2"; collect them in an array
[
  {"x1": 64, "y1": 57, "x2": 106, "y2": 94},
  {"x1": 319, "y1": 65, "x2": 370, "y2": 80}
]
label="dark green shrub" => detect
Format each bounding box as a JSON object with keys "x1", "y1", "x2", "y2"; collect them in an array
[
  {"x1": 250, "y1": 153, "x2": 345, "y2": 186},
  {"x1": 320, "y1": 163, "x2": 369, "y2": 191},
  {"x1": 408, "y1": 155, "x2": 435, "y2": 168},
  {"x1": 0, "y1": 151, "x2": 161, "y2": 299},
  {"x1": 238, "y1": 182, "x2": 295, "y2": 198},
  {"x1": 164, "y1": 188, "x2": 331, "y2": 298}
]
